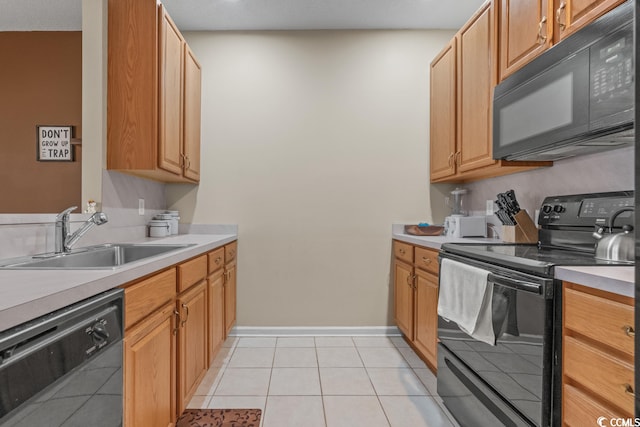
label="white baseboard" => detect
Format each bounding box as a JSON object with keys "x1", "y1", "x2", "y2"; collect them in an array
[{"x1": 229, "y1": 326, "x2": 401, "y2": 337}]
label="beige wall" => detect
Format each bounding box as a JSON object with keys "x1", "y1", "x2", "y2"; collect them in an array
[{"x1": 167, "y1": 30, "x2": 455, "y2": 326}]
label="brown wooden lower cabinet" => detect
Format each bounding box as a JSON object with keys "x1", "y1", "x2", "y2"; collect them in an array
[
  {"x1": 393, "y1": 258, "x2": 414, "y2": 340},
  {"x1": 392, "y1": 240, "x2": 439, "y2": 371},
  {"x1": 224, "y1": 258, "x2": 237, "y2": 336},
  {"x1": 208, "y1": 268, "x2": 225, "y2": 364},
  {"x1": 413, "y1": 268, "x2": 438, "y2": 369},
  {"x1": 562, "y1": 282, "x2": 635, "y2": 425},
  {"x1": 122, "y1": 240, "x2": 238, "y2": 426},
  {"x1": 124, "y1": 302, "x2": 177, "y2": 427},
  {"x1": 177, "y1": 281, "x2": 208, "y2": 415}
]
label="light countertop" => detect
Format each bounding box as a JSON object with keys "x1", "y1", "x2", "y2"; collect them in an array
[
  {"x1": 555, "y1": 266, "x2": 634, "y2": 297},
  {"x1": 0, "y1": 233, "x2": 237, "y2": 332},
  {"x1": 392, "y1": 232, "x2": 500, "y2": 250},
  {"x1": 392, "y1": 230, "x2": 634, "y2": 298}
]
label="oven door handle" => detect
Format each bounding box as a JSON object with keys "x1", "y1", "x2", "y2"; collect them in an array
[{"x1": 488, "y1": 273, "x2": 544, "y2": 294}]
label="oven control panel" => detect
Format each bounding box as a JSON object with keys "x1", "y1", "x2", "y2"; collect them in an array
[{"x1": 538, "y1": 191, "x2": 634, "y2": 228}]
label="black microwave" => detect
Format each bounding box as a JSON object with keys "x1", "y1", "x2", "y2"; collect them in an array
[{"x1": 493, "y1": 0, "x2": 634, "y2": 161}]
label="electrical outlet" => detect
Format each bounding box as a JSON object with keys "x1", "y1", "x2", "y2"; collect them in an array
[
  {"x1": 486, "y1": 200, "x2": 494, "y2": 216},
  {"x1": 138, "y1": 199, "x2": 145, "y2": 215}
]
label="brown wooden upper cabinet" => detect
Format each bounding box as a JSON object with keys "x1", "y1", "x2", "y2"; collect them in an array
[
  {"x1": 108, "y1": 0, "x2": 202, "y2": 183},
  {"x1": 429, "y1": 40, "x2": 457, "y2": 181},
  {"x1": 498, "y1": 0, "x2": 625, "y2": 81},
  {"x1": 430, "y1": 1, "x2": 548, "y2": 183}
]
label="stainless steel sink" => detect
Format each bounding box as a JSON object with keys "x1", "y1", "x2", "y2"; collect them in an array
[{"x1": 0, "y1": 243, "x2": 196, "y2": 269}]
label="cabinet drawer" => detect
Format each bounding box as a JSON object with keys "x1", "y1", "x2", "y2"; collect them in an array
[
  {"x1": 563, "y1": 384, "x2": 623, "y2": 426},
  {"x1": 414, "y1": 246, "x2": 439, "y2": 275},
  {"x1": 124, "y1": 269, "x2": 177, "y2": 330},
  {"x1": 564, "y1": 287, "x2": 634, "y2": 357},
  {"x1": 564, "y1": 336, "x2": 634, "y2": 414},
  {"x1": 177, "y1": 255, "x2": 207, "y2": 293},
  {"x1": 393, "y1": 241, "x2": 413, "y2": 264},
  {"x1": 208, "y1": 247, "x2": 225, "y2": 274},
  {"x1": 225, "y1": 241, "x2": 238, "y2": 263}
]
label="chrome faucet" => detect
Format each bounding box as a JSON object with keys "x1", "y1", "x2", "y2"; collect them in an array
[{"x1": 55, "y1": 206, "x2": 109, "y2": 253}]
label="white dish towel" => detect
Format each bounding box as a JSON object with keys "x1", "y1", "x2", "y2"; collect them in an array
[{"x1": 437, "y1": 258, "x2": 495, "y2": 346}]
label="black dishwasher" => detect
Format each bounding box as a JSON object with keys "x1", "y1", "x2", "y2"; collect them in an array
[{"x1": 0, "y1": 289, "x2": 123, "y2": 426}]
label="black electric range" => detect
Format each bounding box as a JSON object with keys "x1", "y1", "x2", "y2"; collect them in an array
[{"x1": 436, "y1": 190, "x2": 634, "y2": 427}]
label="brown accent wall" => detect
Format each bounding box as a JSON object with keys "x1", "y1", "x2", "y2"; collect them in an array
[{"x1": 0, "y1": 32, "x2": 82, "y2": 213}]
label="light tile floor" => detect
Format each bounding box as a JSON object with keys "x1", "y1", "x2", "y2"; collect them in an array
[{"x1": 188, "y1": 335, "x2": 461, "y2": 427}]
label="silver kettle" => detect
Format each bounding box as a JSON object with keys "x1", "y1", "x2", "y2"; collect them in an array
[{"x1": 593, "y1": 207, "x2": 634, "y2": 263}]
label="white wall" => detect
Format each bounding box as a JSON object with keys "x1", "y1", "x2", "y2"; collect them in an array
[
  {"x1": 82, "y1": 0, "x2": 107, "y2": 208},
  {"x1": 167, "y1": 30, "x2": 455, "y2": 326}
]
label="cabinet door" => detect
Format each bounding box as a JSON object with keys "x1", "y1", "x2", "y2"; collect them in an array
[
  {"x1": 177, "y1": 281, "x2": 208, "y2": 415},
  {"x1": 107, "y1": 0, "x2": 159, "y2": 171},
  {"x1": 458, "y1": 3, "x2": 497, "y2": 173},
  {"x1": 183, "y1": 44, "x2": 201, "y2": 182},
  {"x1": 393, "y1": 259, "x2": 414, "y2": 340},
  {"x1": 429, "y1": 40, "x2": 457, "y2": 181},
  {"x1": 499, "y1": 0, "x2": 552, "y2": 80},
  {"x1": 208, "y1": 269, "x2": 225, "y2": 364},
  {"x1": 224, "y1": 260, "x2": 237, "y2": 336},
  {"x1": 554, "y1": 0, "x2": 625, "y2": 41},
  {"x1": 158, "y1": 7, "x2": 184, "y2": 176},
  {"x1": 413, "y1": 269, "x2": 438, "y2": 370},
  {"x1": 124, "y1": 303, "x2": 177, "y2": 427}
]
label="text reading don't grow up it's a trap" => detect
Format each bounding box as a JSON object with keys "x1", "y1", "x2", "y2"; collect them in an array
[{"x1": 37, "y1": 125, "x2": 74, "y2": 161}]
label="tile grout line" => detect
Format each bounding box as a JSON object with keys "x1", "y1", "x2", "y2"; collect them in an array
[
  {"x1": 313, "y1": 337, "x2": 329, "y2": 427},
  {"x1": 353, "y1": 338, "x2": 393, "y2": 427},
  {"x1": 210, "y1": 343, "x2": 237, "y2": 398},
  {"x1": 260, "y1": 338, "x2": 278, "y2": 427}
]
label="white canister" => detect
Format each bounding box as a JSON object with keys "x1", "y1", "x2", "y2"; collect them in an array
[
  {"x1": 148, "y1": 220, "x2": 170, "y2": 237},
  {"x1": 165, "y1": 211, "x2": 180, "y2": 234},
  {"x1": 155, "y1": 214, "x2": 178, "y2": 235}
]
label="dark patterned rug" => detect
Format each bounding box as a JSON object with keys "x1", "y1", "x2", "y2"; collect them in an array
[{"x1": 176, "y1": 409, "x2": 262, "y2": 427}]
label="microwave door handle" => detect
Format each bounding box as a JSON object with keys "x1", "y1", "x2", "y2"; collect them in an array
[{"x1": 488, "y1": 274, "x2": 543, "y2": 294}]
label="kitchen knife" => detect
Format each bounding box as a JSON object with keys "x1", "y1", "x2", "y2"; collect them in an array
[{"x1": 506, "y1": 189, "x2": 521, "y2": 213}]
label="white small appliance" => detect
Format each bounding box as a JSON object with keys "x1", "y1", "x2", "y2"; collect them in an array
[{"x1": 444, "y1": 215, "x2": 487, "y2": 238}]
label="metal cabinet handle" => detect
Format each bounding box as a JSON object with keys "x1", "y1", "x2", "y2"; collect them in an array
[
  {"x1": 399, "y1": 248, "x2": 405, "y2": 255},
  {"x1": 623, "y1": 383, "x2": 635, "y2": 397},
  {"x1": 181, "y1": 303, "x2": 189, "y2": 327},
  {"x1": 448, "y1": 152, "x2": 455, "y2": 167},
  {"x1": 455, "y1": 151, "x2": 461, "y2": 166},
  {"x1": 537, "y1": 16, "x2": 548, "y2": 45},
  {"x1": 556, "y1": 2, "x2": 566, "y2": 30},
  {"x1": 406, "y1": 274, "x2": 416, "y2": 288},
  {"x1": 173, "y1": 309, "x2": 181, "y2": 335},
  {"x1": 422, "y1": 257, "x2": 432, "y2": 265},
  {"x1": 215, "y1": 256, "x2": 222, "y2": 265},
  {"x1": 407, "y1": 274, "x2": 416, "y2": 288},
  {"x1": 623, "y1": 325, "x2": 635, "y2": 337}
]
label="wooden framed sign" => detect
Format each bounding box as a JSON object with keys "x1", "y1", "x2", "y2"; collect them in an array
[{"x1": 37, "y1": 125, "x2": 74, "y2": 161}]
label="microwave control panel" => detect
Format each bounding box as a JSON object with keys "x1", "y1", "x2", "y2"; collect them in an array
[{"x1": 590, "y1": 24, "x2": 634, "y2": 103}]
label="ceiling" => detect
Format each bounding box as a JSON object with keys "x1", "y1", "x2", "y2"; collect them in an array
[
  {"x1": 1, "y1": 0, "x2": 485, "y2": 31},
  {"x1": 0, "y1": 0, "x2": 82, "y2": 31}
]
